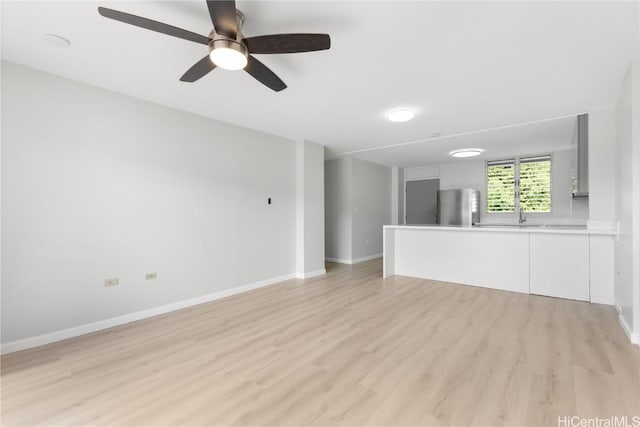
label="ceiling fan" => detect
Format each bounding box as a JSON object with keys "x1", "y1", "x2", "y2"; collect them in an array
[{"x1": 98, "y1": 1, "x2": 331, "y2": 92}]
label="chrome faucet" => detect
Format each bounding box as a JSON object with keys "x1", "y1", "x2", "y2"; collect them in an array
[{"x1": 519, "y1": 207, "x2": 526, "y2": 224}]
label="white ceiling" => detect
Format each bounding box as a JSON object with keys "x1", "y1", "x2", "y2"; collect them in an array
[
  {"x1": 354, "y1": 114, "x2": 577, "y2": 167},
  {"x1": 2, "y1": 1, "x2": 638, "y2": 164}
]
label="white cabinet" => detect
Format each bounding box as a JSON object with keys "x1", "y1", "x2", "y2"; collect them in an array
[
  {"x1": 588, "y1": 235, "x2": 614, "y2": 304},
  {"x1": 529, "y1": 234, "x2": 590, "y2": 301},
  {"x1": 385, "y1": 226, "x2": 615, "y2": 303},
  {"x1": 393, "y1": 228, "x2": 530, "y2": 294}
]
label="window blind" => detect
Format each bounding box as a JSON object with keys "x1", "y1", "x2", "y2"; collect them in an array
[
  {"x1": 519, "y1": 155, "x2": 551, "y2": 212},
  {"x1": 486, "y1": 160, "x2": 515, "y2": 212}
]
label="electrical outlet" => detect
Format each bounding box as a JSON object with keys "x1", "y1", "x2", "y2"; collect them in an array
[
  {"x1": 145, "y1": 272, "x2": 157, "y2": 280},
  {"x1": 104, "y1": 278, "x2": 119, "y2": 287}
]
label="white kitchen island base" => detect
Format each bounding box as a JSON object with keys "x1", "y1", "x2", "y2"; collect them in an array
[{"x1": 383, "y1": 225, "x2": 617, "y2": 303}]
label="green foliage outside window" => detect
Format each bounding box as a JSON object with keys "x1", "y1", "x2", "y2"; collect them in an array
[
  {"x1": 487, "y1": 164, "x2": 515, "y2": 212},
  {"x1": 519, "y1": 160, "x2": 551, "y2": 212},
  {"x1": 486, "y1": 157, "x2": 551, "y2": 213}
]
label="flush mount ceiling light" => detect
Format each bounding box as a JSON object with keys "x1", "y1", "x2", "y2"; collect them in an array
[
  {"x1": 44, "y1": 33, "x2": 71, "y2": 48},
  {"x1": 387, "y1": 108, "x2": 415, "y2": 123},
  {"x1": 449, "y1": 148, "x2": 484, "y2": 158}
]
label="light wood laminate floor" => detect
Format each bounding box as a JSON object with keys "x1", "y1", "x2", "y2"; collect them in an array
[{"x1": 2, "y1": 260, "x2": 639, "y2": 426}]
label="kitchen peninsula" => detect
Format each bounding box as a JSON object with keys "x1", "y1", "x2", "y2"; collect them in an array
[{"x1": 383, "y1": 224, "x2": 617, "y2": 303}]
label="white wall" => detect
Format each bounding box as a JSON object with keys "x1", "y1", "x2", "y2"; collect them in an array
[
  {"x1": 390, "y1": 166, "x2": 406, "y2": 225},
  {"x1": 351, "y1": 158, "x2": 392, "y2": 259},
  {"x1": 589, "y1": 109, "x2": 617, "y2": 222},
  {"x1": 324, "y1": 157, "x2": 391, "y2": 262},
  {"x1": 613, "y1": 61, "x2": 640, "y2": 342},
  {"x1": 391, "y1": 167, "x2": 398, "y2": 225},
  {"x1": 397, "y1": 168, "x2": 405, "y2": 224},
  {"x1": 1, "y1": 62, "x2": 298, "y2": 345},
  {"x1": 324, "y1": 158, "x2": 352, "y2": 261},
  {"x1": 404, "y1": 147, "x2": 586, "y2": 225},
  {"x1": 635, "y1": 60, "x2": 640, "y2": 341},
  {"x1": 296, "y1": 140, "x2": 325, "y2": 277},
  {"x1": 439, "y1": 161, "x2": 485, "y2": 190}
]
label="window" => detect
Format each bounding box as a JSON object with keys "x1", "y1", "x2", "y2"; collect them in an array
[
  {"x1": 486, "y1": 155, "x2": 551, "y2": 213},
  {"x1": 519, "y1": 156, "x2": 551, "y2": 212},
  {"x1": 486, "y1": 160, "x2": 515, "y2": 212}
]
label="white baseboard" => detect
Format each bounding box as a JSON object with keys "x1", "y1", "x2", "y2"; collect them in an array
[
  {"x1": 1, "y1": 272, "x2": 297, "y2": 355},
  {"x1": 325, "y1": 257, "x2": 352, "y2": 264},
  {"x1": 297, "y1": 269, "x2": 326, "y2": 279},
  {"x1": 614, "y1": 303, "x2": 639, "y2": 346},
  {"x1": 590, "y1": 295, "x2": 615, "y2": 305},
  {"x1": 353, "y1": 253, "x2": 383, "y2": 264},
  {"x1": 325, "y1": 253, "x2": 383, "y2": 265}
]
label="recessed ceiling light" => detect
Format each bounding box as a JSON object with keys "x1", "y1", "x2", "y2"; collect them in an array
[
  {"x1": 387, "y1": 108, "x2": 415, "y2": 123},
  {"x1": 44, "y1": 34, "x2": 71, "y2": 48},
  {"x1": 449, "y1": 148, "x2": 484, "y2": 158}
]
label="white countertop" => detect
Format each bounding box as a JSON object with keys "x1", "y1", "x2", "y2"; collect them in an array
[{"x1": 384, "y1": 224, "x2": 617, "y2": 235}]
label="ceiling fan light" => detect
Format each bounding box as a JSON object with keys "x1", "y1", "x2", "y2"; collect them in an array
[{"x1": 209, "y1": 39, "x2": 248, "y2": 70}]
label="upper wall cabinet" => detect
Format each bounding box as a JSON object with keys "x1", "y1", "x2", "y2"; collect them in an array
[{"x1": 572, "y1": 114, "x2": 589, "y2": 197}]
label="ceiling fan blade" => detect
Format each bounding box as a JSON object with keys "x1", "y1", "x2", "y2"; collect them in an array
[
  {"x1": 98, "y1": 7, "x2": 211, "y2": 45},
  {"x1": 180, "y1": 56, "x2": 217, "y2": 82},
  {"x1": 243, "y1": 34, "x2": 331, "y2": 54},
  {"x1": 206, "y1": 0, "x2": 238, "y2": 38},
  {"x1": 244, "y1": 55, "x2": 287, "y2": 92}
]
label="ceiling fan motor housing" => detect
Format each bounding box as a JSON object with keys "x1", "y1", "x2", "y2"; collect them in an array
[
  {"x1": 208, "y1": 32, "x2": 248, "y2": 60},
  {"x1": 208, "y1": 9, "x2": 247, "y2": 62},
  {"x1": 209, "y1": 36, "x2": 249, "y2": 58}
]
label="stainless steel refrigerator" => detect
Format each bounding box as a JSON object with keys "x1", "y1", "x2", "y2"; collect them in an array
[{"x1": 437, "y1": 189, "x2": 480, "y2": 226}]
